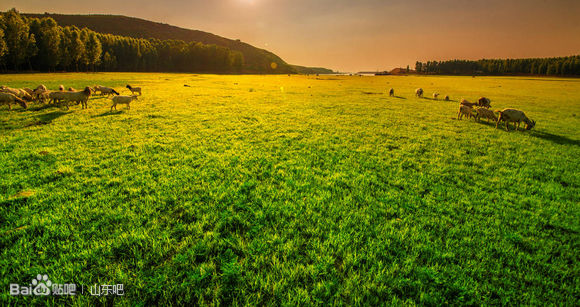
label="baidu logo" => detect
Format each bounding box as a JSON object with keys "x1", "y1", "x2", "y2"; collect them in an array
[
  {"x1": 9, "y1": 274, "x2": 123, "y2": 296},
  {"x1": 10, "y1": 274, "x2": 77, "y2": 296},
  {"x1": 10, "y1": 274, "x2": 53, "y2": 296},
  {"x1": 31, "y1": 274, "x2": 52, "y2": 295}
]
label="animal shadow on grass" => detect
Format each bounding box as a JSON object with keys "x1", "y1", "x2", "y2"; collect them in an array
[
  {"x1": 29, "y1": 104, "x2": 71, "y2": 112},
  {"x1": 7, "y1": 107, "x2": 30, "y2": 113},
  {"x1": 422, "y1": 97, "x2": 448, "y2": 101},
  {"x1": 36, "y1": 111, "x2": 70, "y2": 123},
  {"x1": 530, "y1": 131, "x2": 580, "y2": 147},
  {"x1": 392, "y1": 96, "x2": 406, "y2": 99},
  {"x1": 26, "y1": 111, "x2": 71, "y2": 127},
  {"x1": 10, "y1": 110, "x2": 71, "y2": 129},
  {"x1": 94, "y1": 110, "x2": 124, "y2": 117},
  {"x1": 475, "y1": 120, "x2": 497, "y2": 127},
  {"x1": 420, "y1": 97, "x2": 455, "y2": 102}
]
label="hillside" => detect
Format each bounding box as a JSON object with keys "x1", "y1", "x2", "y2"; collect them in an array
[
  {"x1": 291, "y1": 65, "x2": 334, "y2": 74},
  {"x1": 24, "y1": 13, "x2": 329, "y2": 74}
]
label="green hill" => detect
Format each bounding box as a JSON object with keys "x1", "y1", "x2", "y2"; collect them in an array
[{"x1": 25, "y1": 13, "x2": 331, "y2": 74}]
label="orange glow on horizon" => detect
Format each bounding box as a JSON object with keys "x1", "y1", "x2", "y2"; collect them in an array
[{"x1": 3, "y1": 0, "x2": 580, "y2": 72}]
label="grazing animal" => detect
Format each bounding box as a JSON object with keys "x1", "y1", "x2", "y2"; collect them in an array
[
  {"x1": 0, "y1": 92, "x2": 28, "y2": 109},
  {"x1": 457, "y1": 105, "x2": 475, "y2": 120},
  {"x1": 389, "y1": 88, "x2": 394, "y2": 96},
  {"x1": 23, "y1": 88, "x2": 34, "y2": 96},
  {"x1": 48, "y1": 91, "x2": 70, "y2": 108},
  {"x1": 460, "y1": 98, "x2": 478, "y2": 108},
  {"x1": 36, "y1": 91, "x2": 49, "y2": 103},
  {"x1": 111, "y1": 95, "x2": 138, "y2": 111},
  {"x1": 59, "y1": 85, "x2": 65, "y2": 91},
  {"x1": 1, "y1": 87, "x2": 21, "y2": 96},
  {"x1": 415, "y1": 88, "x2": 423, "y2": 98},
  {"x1": 444, "y1": 95, "x2": 450, "y2": 101},
  {"x1": 95, "y1": 86, "x2": 119, "y2": 97},
  {"x1": 33, "y1": 86, "x2": 49, "y2": 102},
  {"x1": 35, "y1": 85, "x2": 47, "y2": 92},
  {"x1": 496, "y1": 108, "x2": 536, "y2": 131},
  {"x1": 474, "y1": 107, "x2": 497, "y2": 123},
  {"x1": 433, "y1": 93, "x2": 439, "y2": 99},
  {"x1": 91, "y1": 85, "x2": 102, "y2": 95},
  {"x1": 478, "y1": 97, "x2": 491, "y2": 108},
  {"x1": 68, "y1": 87, "x2": 77, "y2": 92},
  {"x1": 19, "y1": 90, "x2": 34, "y2": 101},
  {"x1": 126, "y1": 85, "x2": 142, "y2": 95},
  {"x1": 62, "y1": 87, "x2": 92, "y2": 109},
  {"x1": 33, "y1": 85, "x2": 48, "y2": 101},
  {"x1": 0, "y1": 87, "x2": 33, "y2": 101}
]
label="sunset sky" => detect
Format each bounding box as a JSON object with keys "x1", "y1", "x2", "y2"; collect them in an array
[{"x1": 2, "y1": 0, "x2": 579, "y2": 72}]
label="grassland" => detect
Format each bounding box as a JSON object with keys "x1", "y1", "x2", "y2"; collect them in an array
[{"x1": 1, "y1": 73, "x2": 579, "y2": 305}]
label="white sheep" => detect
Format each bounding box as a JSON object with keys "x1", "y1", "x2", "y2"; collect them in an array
[
  {"x1": 496, "y1": 109, "x2": 536, "y2": 131},
  {"x1": 48, "y1": 91, "x2": 70, "y2": 108},
  {"x1": 457, "y1": 105, "x2": 475, "y2": 120},
  {"x1": 33, "y1": 87, "x2": 49, "y2": 103},
  {"x1": 474, "y1": 107, "x2": 497, "y2": 123},
  {"x1": 91, "y1": 85, "x2": 102, "y2": 95},
  {"x1": 59, "y1": 85, "x2": 65, "y2": 91},
  {"x1": 433, "y1": 93, "x2": 439, "y2": 100},
  {"x1": 34, "y1": 85, "x2": 47, "y2": 92},
  {"x1": 23, "y1": 88, "x2": 34, "y2": 96},
  {"x1": 126, "y1": 85, "x2": 142, "y2": 96},
  {"x1": 0, "y1": 87, "x2": 33, "y2": 101},
  {"x1": 95, "y1": 85, "x2": 119, "y2": 97},
  {"x1": 62, "y1": 87, "x2": 92, "y2": 109},
  {"x1": 111, "y1": 95, "x2": 138, "y2": 111},
  {"x1": 19, "y1": 89, "x2": 35, "y2": 102},
  {"x1": 460, "y1": 98, "x2": 478, "y2": 108},
  {"x1": 1, "y1": 87, "x2": 20, "y2": 96},
  {"x1": 0, "y1": 92, "x2": 28, "y2": 109}
]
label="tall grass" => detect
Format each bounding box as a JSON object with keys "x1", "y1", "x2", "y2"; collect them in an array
[{"x1": 1, "y1": 73, "x2": 578, "y2": 305}]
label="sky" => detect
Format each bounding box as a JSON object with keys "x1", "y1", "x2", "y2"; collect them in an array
[{"x1": 2, "y1": 0, "x2": 580, "y2": 72}]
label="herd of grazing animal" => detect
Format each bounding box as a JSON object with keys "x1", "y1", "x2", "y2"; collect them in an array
[
  {"x1": 457, "y1": 95, "x2": 535, "y2": 131},
  {"x1": 394, "y1": 87, "x2": 536, "y2": 132},
  {"x1": 0, "y1": 84, "x2": 142, "y2": 112},
  {"x1": 2, "y1": 80, "x2": 536, "y2": 132}
]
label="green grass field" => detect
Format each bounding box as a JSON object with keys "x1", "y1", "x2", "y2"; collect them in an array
[{"x1": 1, "y1": 73, "x2": 579, "y2": 305}]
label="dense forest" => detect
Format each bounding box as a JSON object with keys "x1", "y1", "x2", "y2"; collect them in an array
[
  {"x1": 0, "y1": 9, "x2": 290, "y2": 73},
  {"x1": 23, "y1": 12, "x2": 303, "y2": 74},
  {"x1": 415, "y1": 56, "x2": 580, "y2": 76}
]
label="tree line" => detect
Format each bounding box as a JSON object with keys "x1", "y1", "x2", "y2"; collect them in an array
[
  {"x1": 415, "y1": 56, "x2": 580, "y2": 76},
  {"x1": 0, "y1": 9, "x2": 245, "y2": 73}
]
